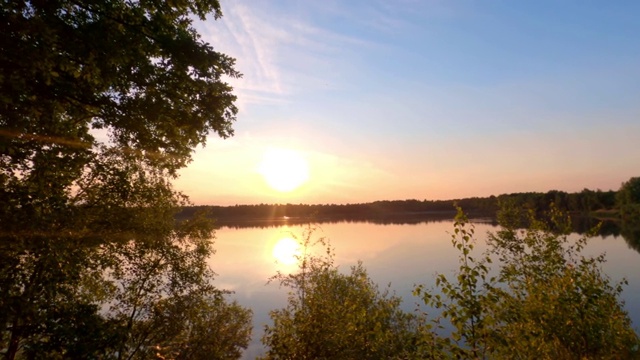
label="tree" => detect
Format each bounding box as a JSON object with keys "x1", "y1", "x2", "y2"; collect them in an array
[
  {"x1": 487, "y1": 205, "x2": 639, "y2": 358},
  {"x1": 414, "y1": 206, "x2": 640, "y2": 359},
  {"x1": 261, "y1": 228, "x2": 418, "y2": 359},
  {"x1": 617, "y1": 177, "x2": 640, "y2": 221},
  {"x1": 122, "y1": 293, "x2": 252, "y2": 360},
  {"x1": 413, "y1": 208, "x2": 498, "y2": 359},
  {"x1": 0, "y1": 1, "x2": 249, "y2": 358}
]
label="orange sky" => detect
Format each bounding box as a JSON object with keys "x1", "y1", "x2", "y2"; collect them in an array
[{"x1": 174, "y1": 1, "x2": 640, "y2": 206}]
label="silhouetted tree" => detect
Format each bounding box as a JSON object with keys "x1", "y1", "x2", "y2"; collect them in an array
[{"x1": 0, "y1": 1, "x2": 250, "y2": 358}]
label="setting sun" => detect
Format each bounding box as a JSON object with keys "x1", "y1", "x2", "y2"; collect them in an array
[{"x1": 258, "y1": 148, "x2": 309, "y2": 192}]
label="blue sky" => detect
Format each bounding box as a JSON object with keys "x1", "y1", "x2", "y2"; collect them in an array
[{"x1": 175, "y1": 0, "x2": 640, "y2": 205}]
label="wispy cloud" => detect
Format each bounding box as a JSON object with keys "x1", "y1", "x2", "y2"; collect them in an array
[
  {"x1": 194, "y1": 0, "x2": 383, "y2": 109},
  {"x1": 195, "y1": 3, "x2": 283, "y2": 105}
]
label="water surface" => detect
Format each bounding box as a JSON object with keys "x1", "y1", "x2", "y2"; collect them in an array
[{"x1": 208, "y1": 219, "x2": 640, "y2": 359}]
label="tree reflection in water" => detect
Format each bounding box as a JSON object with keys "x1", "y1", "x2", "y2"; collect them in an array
[
  {"x1": 620, "y1": 221, "x2": 640, "y2": 253},
  {"x1": 574, "y1": 216, "x2": 640, "y2": 254}
]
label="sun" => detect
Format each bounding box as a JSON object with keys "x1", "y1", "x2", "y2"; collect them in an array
[
  {"x1": 272, "y1": 237, "x2": 301, "y2": 265},
  {"x1": 258, "y1": 148, "x2": 309, "y2": 192}
]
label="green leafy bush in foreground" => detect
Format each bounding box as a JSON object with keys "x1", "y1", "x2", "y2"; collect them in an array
[
  {"x1": 414, "y1": 205, "x2": 640, "y2": 359},
  {"x1": 260, "y1": 227, "x2": 419, "y2": 360}
]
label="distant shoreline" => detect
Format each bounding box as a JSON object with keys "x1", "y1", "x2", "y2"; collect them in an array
[
  {"x1": 177, "y1": 188, "x2": 619, "y2": 228},
  {"x1": 210, "y1": 210, "x2": 472, "y2": 229}
]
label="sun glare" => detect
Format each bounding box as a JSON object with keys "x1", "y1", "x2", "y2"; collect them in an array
[
  {"x1": 272, "y1": 237, "x2": 301, "y2": 265},
  {"x1": 259, "y1": 148, "x2": 309, "y2": 192}
]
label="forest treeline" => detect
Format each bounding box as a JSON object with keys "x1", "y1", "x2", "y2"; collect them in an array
[{"x1": 178, "y1": 188, "x2": 618, "y2": 221}]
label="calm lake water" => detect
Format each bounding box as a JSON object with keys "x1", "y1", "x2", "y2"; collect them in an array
[{"x1": 208, "y1": 219, "x2": 640, "y2": 359}]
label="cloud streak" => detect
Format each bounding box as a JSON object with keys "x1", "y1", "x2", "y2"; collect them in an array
[{"x1": 195, "y1": 0, "x2": 383, "y2": 110}]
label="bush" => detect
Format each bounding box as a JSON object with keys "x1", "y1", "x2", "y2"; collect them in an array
[
  {"x1": 261, "y1": 227, "x2": 418, "y2": 359},
  {"x1": 414, "y1": 206, "x2": 640, "y2": 359}
]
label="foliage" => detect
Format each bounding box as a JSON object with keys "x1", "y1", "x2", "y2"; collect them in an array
[
  {"x1": 261, "y1": 227, "x2": 418, "y2": 360},
  {"x1": 0, "y1": 0, "x2": 250, "y2": 358},
  {"x1": 413, "y1": 209, "x2": 498, "y2": 359},
  {"x1": 617, "y1": 177, "x2": 640, "y2": 221},
  {"x1": 126, "y1": 293, "x2": 252, "y2": 360},
  {"x1": 414, "y1": 206, "x2": 640, "y2": 359},
  {"x1": 489, "y1": 205, "x2": 639, "y2": 358},
  {"x1": 1, "y1": 0, "x2": 239, "y2": 174}
]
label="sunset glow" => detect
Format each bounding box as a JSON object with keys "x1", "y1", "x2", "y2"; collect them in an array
[
  {"x1": 175, "y1": 1, "x2": 640, "y2": 206},
  {"x1": 258, "y1": 148, "x2": 309, "y2": 193}
]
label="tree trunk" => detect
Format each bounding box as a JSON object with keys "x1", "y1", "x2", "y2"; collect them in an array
[{"x1": 5, "y1": 319, "x2": 22, "y2": 360}]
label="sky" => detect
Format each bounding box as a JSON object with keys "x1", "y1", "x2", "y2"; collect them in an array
[{"x1": 174, "y1": 0, "x2": 640, "y2": 206}]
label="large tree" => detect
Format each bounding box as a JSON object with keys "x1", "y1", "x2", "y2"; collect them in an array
[{"x1": 0, "y1": 1, "x2": 249, "y2": 358}]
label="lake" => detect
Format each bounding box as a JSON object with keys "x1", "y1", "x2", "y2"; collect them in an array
[{"x1": 207, "y1": 218, "x2": 640, "y2": 359}]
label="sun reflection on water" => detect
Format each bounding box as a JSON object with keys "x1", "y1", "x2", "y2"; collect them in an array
[{"x1": 271, "y1": 237, "x2": 301, "y2": 266}]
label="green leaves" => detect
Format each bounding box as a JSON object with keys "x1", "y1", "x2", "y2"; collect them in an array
[
  {"x1": 2, "y1": 0, "x2": 240, "y2": 177},
  {"x1": 415, "y1": 205, "x2": 640, "y2": 359},
  {"x1": 262, "y1": 229, "x2": 419, "y2": 360},
  {"x1": 617, "y1": 177, "x2": 640, "y2": 223},
  {"x1": 0, "y1": 1, "x2": 248, "y2": 358}
]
